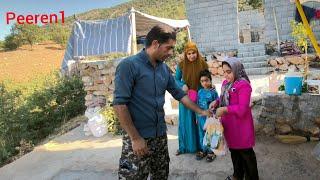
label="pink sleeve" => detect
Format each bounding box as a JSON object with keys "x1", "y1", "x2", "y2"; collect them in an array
[{"x1": 227, "y1": 82, "x2": 252, "y2": 118}]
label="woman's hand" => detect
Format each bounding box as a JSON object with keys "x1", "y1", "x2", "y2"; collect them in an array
[
  {"x1": 209, "y1": 100, "x2": 218, "y2": 109},
  {"x1": 215, "y1": 107, "x2": 227, "y2": 118},
  {"x1": 182, "y1": 85, "x2": 189, "y2": 92}
]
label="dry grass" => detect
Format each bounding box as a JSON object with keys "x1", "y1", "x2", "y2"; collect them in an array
[{"x1": 0, "y1": 42, "x2": 65, "y2": 83}]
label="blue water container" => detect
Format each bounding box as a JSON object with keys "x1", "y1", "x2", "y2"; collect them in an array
[{"x1": 284, "y1": 72, "x2": 303, "y2": 95}]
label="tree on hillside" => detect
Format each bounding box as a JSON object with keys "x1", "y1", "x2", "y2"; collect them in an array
[
  {"x1": 3, "y1": 34, "x2": 22, "y2": 51},
  {"x1": 248, "y1": 0, "x2": 263, "y2": 9},
  {"x1": 12, "y1": 24, "x2": 41, "y2": 50},
  {"x1": 0, "y1": 40, "x2": 4, "y2": 49},
  {"x1": 50, "y1": 24, "x2": 70, "y2": 49},
  {"x1": 239, "y1": 0, "x2": 263, "y2": 11}
]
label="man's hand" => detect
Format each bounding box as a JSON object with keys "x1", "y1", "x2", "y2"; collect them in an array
[
  {"x1": 182, "y1": 85, "x2": 189, "y2": 92},
  {"x1": 199, "y1": 109, "x2": 212, "y2": 117},
  {"x1": 215, "y1": 107, "x2": 227, "y2": 118},
  {"x1": 132, "y1": 137, "x2": 149, "y2": 157}
]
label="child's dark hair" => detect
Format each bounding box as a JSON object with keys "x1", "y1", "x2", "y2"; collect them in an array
[{"x1": 199, "y1": 69, "x2": 212, "y2": 81}]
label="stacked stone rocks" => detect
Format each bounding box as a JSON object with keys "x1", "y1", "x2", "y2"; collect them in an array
[
  {"x1": 79, "y1": 59, "x2": 122, "y2": 113},
  {"x1": 268, "y1": 54, "x2": 317, "y2": 72},
  {"x1": 257, "y1": 92, "x2": 320, "y2": 137}
]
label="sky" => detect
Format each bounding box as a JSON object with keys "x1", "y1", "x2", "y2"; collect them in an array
[{"x1": 0, "y1": 0, "x2": 130, "y2": 40}]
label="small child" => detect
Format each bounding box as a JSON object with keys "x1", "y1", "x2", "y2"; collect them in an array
[{"x1": 195, "y1": 69, "x2": 219, "y2": 162}]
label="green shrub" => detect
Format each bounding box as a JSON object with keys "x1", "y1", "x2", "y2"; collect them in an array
[
  {"x1": 3, "y1": 34, "x2": 21, "y2": 51},
  {"x1": 101, "y1": 103, "x2": 123, "y2": 135},
  {"x1": 174, "y1": 30, "x2": 188, "y2": 54},
  {"x1": 0, "y1": 41, "x2": 4, "y2": 49},
  {"x1": 50, "y1": 25, "x2": 71, "y2": 48},
  {"x1": 0, "y1": 84, "x2": 24, "y2": 164},
  {"x1": 12, "y1": 24, "x2": 42, "y2": 50},
  {"x1": 278, "y1": 82, "x2": 308, "y2": 93},
  {"x1": 0, "y1": 74, "x2": 86, "y2": 166}
]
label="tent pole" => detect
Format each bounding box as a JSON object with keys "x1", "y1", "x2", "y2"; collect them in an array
[
  {"x1": 131, "y1": 7, "x2": 137, "y2": 55},
  {"x1": 187, "y1": 26, "x2": 191, "y2": 41}
]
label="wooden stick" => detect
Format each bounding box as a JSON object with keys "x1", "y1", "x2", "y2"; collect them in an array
[{"x1": 273, "y1": 7, "x2": 281, "y2": 52}]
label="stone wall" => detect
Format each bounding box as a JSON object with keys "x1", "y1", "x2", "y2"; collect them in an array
[
  {"x1": 79, "y1": 58, "x2": 180, "y2": 119},
  {"x1": 257, "y1": 92, "x2": 320, "y2": 137},
  {"x1": 79, "y1": 59, "x2": 121, "y2": 113},
  {"x1": 185, "y1": 0, "x2": 239, "y2": 53}
]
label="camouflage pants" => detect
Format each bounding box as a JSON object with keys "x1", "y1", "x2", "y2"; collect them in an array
[{"x1": 118, "y1": 134, "x2": 170, "y2": 180}]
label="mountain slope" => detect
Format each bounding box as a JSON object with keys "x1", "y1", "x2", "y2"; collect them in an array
[{"x1": 65, "y1": 0, "x2": 186, "y2": 25}]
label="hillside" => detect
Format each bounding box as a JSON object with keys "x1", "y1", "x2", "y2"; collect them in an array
[
  {"x1": 65, "y1": 0, "x2": 186, "y2": 25},
  {"x1": 0, "y1": 0, "x2": 187, "y2": 83},
  {"x1": 0, "y1": 42, "x2": 64, "y2": 83}
]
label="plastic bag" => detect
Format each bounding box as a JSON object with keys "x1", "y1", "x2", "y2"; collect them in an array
[
  {"x1": 203, "y1": 116, "x2": 227, "y2": 156},
  {"x1": 87, "y1": 113, "x2": 107, "y2": 137}
]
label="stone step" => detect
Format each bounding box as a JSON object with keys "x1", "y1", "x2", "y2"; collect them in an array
[
  {"x1": 239, "y1": 55, "x2": 269, "y2": 63},
  {"x1": 243, "y1": 61, "x2": 268, "y2": 69},
  {"x1": 238, "y1": 42, "x2": 265, "y2": 46},
  {"x1": 238, "y1": 42, "x2": 265, "y2": 52},
  {"x1": 245, "y1": 67, "x2": 272, "y2": 75},
  {"x1": 238, "y1": 46, "x2": 265, "y2": 52},
  {"x1": 238, "y1": 51, "x2": 266, "y2": 57}
]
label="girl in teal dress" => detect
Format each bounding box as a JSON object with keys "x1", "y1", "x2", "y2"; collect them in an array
[{"x1": 175, "y1": 42, "x2": 208, "y2": 155}]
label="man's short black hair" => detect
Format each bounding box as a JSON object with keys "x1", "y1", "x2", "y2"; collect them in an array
[
  {"x1": 145, "y1": 25, "x2": 176, "y2": 47},
  {"x1": 199, "y1": 69, "x2": 212, "y2": 81}
]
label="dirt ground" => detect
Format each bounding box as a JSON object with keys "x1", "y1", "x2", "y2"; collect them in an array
[
  {"x1": 0, "y1": 122, "x2": 319, "y2": 180},
  {"x1": 0, "y1": 42, "x2": 64, "y2": 83}
]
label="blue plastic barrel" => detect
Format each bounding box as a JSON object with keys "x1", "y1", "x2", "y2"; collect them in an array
[{"x1": 284, "y1": 73, "x2": 303, "y2": 95}]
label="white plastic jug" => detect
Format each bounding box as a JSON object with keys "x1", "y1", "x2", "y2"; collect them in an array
[
  {"x1": 87, "y1": 114, "x2": 107, "y2": 137},
  {"x1": 313, "y1": 142, "x2": 320, "y2": 161}
]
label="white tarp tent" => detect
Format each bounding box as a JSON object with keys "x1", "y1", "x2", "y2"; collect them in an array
[{"x1": 61, "y1": 7, "x2": 190, "y2": 72}]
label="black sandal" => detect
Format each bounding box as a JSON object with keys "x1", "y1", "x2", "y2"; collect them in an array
[
  {"x1": 196, "y1": 151, "x2": 206, "y2": 160},
  {"x1": 175, "y1": 150, "x2": 183, "y2": 156},
  {"x1": 206, "y1": 153, "x2": 216, "y2": 162},
  {"x1": 225, "y1": 175, "x2": 234, "y2": 180}
]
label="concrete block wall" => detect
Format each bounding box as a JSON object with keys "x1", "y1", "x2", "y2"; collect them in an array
[
  {"x1": 239, "y1": 10, "x2": 265, "y2": 43},
  {"x1": 185, "y1": 0, "x2": 239, "y2": 53},
  {"x1": 264, "y1": 0, "x2": 320, "y2": 43},
  {"x1": 238, "y1": 10, "x2": 265, "y2": 29},
  {"x1": 264, "y1": 0, "x2": 296, "y2": 43}
]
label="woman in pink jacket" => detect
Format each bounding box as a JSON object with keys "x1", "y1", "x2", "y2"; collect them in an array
[{"x1": 210, "y1": 57, "x2": 259, "y2": 180}]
